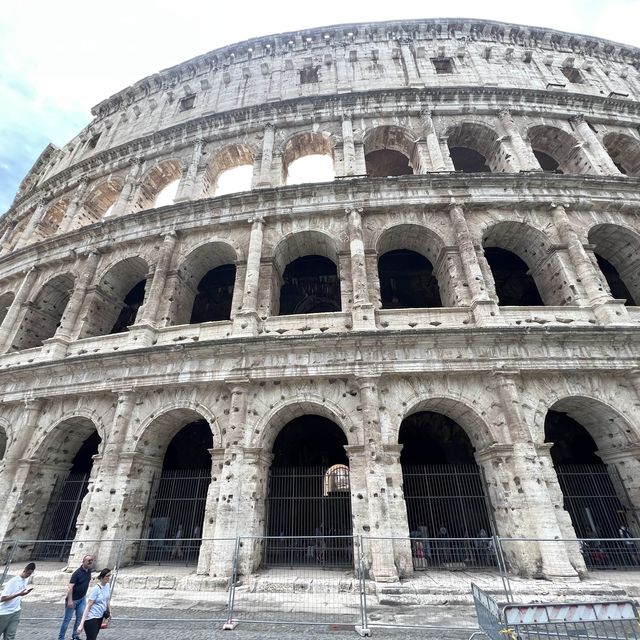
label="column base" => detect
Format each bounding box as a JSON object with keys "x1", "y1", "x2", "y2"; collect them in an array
[
  {"x1": 127, "y1": 323, "x2": 157, "y2": 348},
  {"x1": 351, "y1": 305, "x2": 376, "y2": 331},
  {"x1": 470, "y1": 299, "x2": 501, "y2": 325},
  {"x1": 232, "y1": 311, "x2": 262, "y2": 336},
  {"x1": 593, "y1": 299, "x2": 630, "y2": 325},
  {"x1": 41, "y1": 336, "x2": 71, "y2": 359}
]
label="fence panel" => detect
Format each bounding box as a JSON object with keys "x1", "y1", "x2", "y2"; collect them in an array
[
  {"x1": 226, "y1": 535, "x2": 365, "y2": 630},
  {"x1": 0, "y1": 540, "x2": 17, "y2": 587}
]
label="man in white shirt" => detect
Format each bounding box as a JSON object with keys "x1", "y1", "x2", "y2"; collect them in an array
[{"x1": 0, "y1": 562, "x2": 35, "y2": 640}]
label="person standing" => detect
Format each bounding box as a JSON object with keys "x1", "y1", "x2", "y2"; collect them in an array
[
  {"x1": 0, "y1": 562, "x2": 35, "y2": 640},
  {"x1": 77, "y1": 568, "x2": 112, "y2": 640},
  {"x1": 58, "y1": 554, "x2": 93, "y2": 640}
]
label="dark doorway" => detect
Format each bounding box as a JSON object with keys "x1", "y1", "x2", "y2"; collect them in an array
[
  {"x1": 264, "y1": 415, "x2": 352, "y2": 567},
  {"x1": 595, "y1": 254, "x2": 636, "y2": 306},
  {"x1": 533, "y1": 150, "x2": 562, "y2": 173},
  {"x1": 450, "y1": 147, "x2": 490, "y2": 173},
  {"x1": 365, "y1": 150, "x2": 413, "y2": 177},
  {"x1": 399, "y1": 412, "x2": 495, "y2": 570},
  {"x1": 190, "y1": 264, "x2": 236, "y2": 323},
  {"x1": 279, "y1": 255, "x2": 341, "y2": 315},
  {"x1": 545, "y1": 410, "x2": 638, "y2": 569},
  {"x1": 110, "y1": 279, "x2": 146, "y2": 333},
  {"x1": 141, "y1": 420, "x2": 212, "y2": 564},
  {"x1": 34, "y1": 431, "x2": 101, "y2": 560},
  {"x1": 484, "y1": 247, "x2": 544, "y2": 305},
  {"x1": 378, "y1": 250, "x2": 442, "y2": 308}
]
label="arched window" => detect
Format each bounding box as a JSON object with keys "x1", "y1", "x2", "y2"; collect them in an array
[
  {"x1": 364, "y1": 126, "x2": 416, "y2": 176},
  {"x1": 378, "y1": 250, "x2": 442, "y2": 308},
  {"x1": 283, "y1": 132, "x2": 335, "y2": 185}
]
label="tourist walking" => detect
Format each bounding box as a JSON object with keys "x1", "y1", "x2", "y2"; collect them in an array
[
  {"x1": 77, "y1": 568, "x2": 112, "y2": 640},
  {"x1": 58, "y1": 554, "x2": 93, "y2": 640},
  {"x1": 0, "y1": 562, "x2": 35, "y2": 640}
]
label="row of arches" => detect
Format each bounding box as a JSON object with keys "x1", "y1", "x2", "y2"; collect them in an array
[
  {"x1": 13, "y1": 121, "x2": 640, "y2": 246},
  {"x1": 8, "y1": 393, "x2": 637, "y2": 572},
  {"x1": 2, "y1": 219, "x2": 638, "y2": 351}
]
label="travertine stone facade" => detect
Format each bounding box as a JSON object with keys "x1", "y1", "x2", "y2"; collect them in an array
[{"x1": 1, "y1": 18, "x2": 639, "y2": 583}]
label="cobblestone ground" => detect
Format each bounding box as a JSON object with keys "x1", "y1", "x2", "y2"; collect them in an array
[{"x1": 18, "y1": 603, "x2": 480, "y2": 639}]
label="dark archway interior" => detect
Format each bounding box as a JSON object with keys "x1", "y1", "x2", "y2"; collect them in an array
[
  {"x1": 399, "y1": 412, "x2": 493, "y2": 542},
  {"x1": 279, "y1": 255, "x2": 341, "y2": 315},
  {"x1": 450, "y1": 147, "x2": 490, "y2": 173},
  {"x1": 70, "y1": 430, "x2": 101, "y2": 473},
  {"x1": 595, "y1": 254, "x2": 636, "y2": 306},
  {"x1": 272, "y1": 415, "x2": 348, "y2": 466},
  {"x1": 545, "y1": 410, "x2": 632, "y2": 543},
  {"x1": 613, "y1": 161, "x2": 628, "y2": 175},
  {"x1": 110, "y1": 279, "x2": 146, "y2": 334},
  {"x1": 266, "y1": 415, "x2": 352, "y2": 562},
  {"x1": 534, "y1": 150, "x2": 562, "y2": 173},
  {"x1": 144, "y1": 420, "x2": 213, "y2": 559},
  {"x1": 378, "y1": 249, "x2": 442, "y2": 309},
  {"x1": 484, "y1": 247, "x2": 544, "y2": 305},
  {"x1": 365, "y1": 150, "x2": 413, "y2": 177},
  {"x1": 190, "y1": 264, "x2": 236, "y2": 323}
]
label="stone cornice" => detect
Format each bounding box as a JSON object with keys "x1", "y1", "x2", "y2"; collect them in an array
[
  {"x1": 5, "y1": 85, "x2": 640, "y2": 224},
  {"x1": 90, "y1": 18, "x2": 640, "y2": 121}
]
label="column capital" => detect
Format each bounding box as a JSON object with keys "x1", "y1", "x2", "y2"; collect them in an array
[
  {"x1": 498, "y1": 108, "x2": 512, "y2": 119},
  {"x1": 249, "y1": 215, "x2": 265, "y2": 226},
  {"x1": 345, "y1": 205, "x2": 364, "y2": 216},
  {"x1": 569, "y1": 113, "x2": 586, "y2": 125}
]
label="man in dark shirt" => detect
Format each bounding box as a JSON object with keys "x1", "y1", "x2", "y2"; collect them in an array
[{"x1": 58, "y1": 554, "x2": 93, "y2": 640}]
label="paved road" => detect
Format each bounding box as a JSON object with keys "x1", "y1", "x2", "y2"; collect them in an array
[{"x1": 17, "y1": 603, "x2": 481, "y2": 639}]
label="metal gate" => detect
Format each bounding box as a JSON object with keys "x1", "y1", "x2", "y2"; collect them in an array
[
  {"x1": 556, "y1": 463, "x2": 639, "y2": 569},
  {"x1": 33, "y1": 472, "x2": 90, "y2": 560},
  {"x1": 264, "y1": 465, "x2": 353, "y2": 567},
  {"x1": 137, "y1": 468, "x2": 210, "y2": 564},
  {"x1": 402, "y1": 464, "x2": 497, "y2": 570}
]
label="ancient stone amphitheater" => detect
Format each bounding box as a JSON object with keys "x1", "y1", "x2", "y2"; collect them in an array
[{"x1": 0, "y1": 18, "x2": 639, "y2": 584}]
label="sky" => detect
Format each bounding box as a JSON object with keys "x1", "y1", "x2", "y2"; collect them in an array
[{"x1": 1, "y1": 0, "x2": 639, "y2": 212}]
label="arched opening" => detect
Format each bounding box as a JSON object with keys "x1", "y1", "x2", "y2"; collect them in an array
[
  {"x1": 140, "y1": 420, "x2": 212, "y2": 564},
  {"x1": 533, "y1": 150, "x2": 561, "y2": 173},
  {"x1": 190, "y1": 264, "x2": 236, "y2": 323},
  {"x1": 79, "y1": 257, "x2": 149, "y2": 339},
  {"x1": 378, "y1": 249, "x2": 442, "y2": 308},
  {"x1": 365, "y1": 149, "x2": 412, "y2": 177},
  {"x1": 39, "y1": 199, "x2": 70, "y2": 238},
  {"x1": 214, "y1": 165, "x2": 253, "y2": 196},
  {"x1": 400, "y1": 411, "x2": 495, "y2": 570},
  {"x1": 589, "y1": 225, "x2": 640, "y2": 306},
  {"x1": 283, "y1": 133, "x2": 335, "y2": 185},
  {"x1": 545, "y1": 410, "x2": 638, "y2": 569},
  {"x1": 33, "y1": 425, "x2": 101, "y2": 561},
  {"x1": 11, "y1": 273, "x2": 74, "y2": 350},
  {"x1": 80, "y1": 179, "x2": 122, "y2": 228},
  {"x1": 483, "y1": 247, "x2": 544, "y2": 306},
  {"x1": 264, "y1": 415, "x2": 352, "y2": 567},
  {"x1": 528, "y1": 125, "x2": 593, "y2": 175},
  {"x1": 602, "y1": 133, "x2": 640, "y2": 177},
  {"x1": 154, "y1": 180, "x2": 180, "y2": 208},
  {"x1": 0, "y1": 291, "x2": 15, "y2": 327},
  {"x1": 449, "y1": 147, "x2": 491, "y2": 173},
  {"x1": 202, "y1": 144, "x2": 255, "y2": 197},
  {"x1": 279, "y1": 255, "x2": 341, "y2": 315},
  {"x1": 0, "y1": 425, "x2": 7, "y2": 461},
  {"x1": 446, "y1": 123, "x2": 510, "y2": 173},
  {"x1": 135, "y1": 161, "x2": 182, "y2": 211}
]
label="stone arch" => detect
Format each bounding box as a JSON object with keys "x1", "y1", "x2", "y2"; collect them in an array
[
  {"x1": 253, "y1": 396, "x2": 356, "y2": 453},
  {"x1": 0, "y1": 290, "x2": 15, "y2": 327},
  {"x1": 12, "y1": 272, "x2": 75, "y2": 350},
  {"x1": 446, "y1": 122, "x2": 511, "y2": 173},
  {"x1": 282, "y1": 131, "x2": 336, "y2": 184},
  {"x1": 78, "y1": 256, "x2": 150, "y2": 338},
  {"x1": 376, "y1": 224, "x2": 449, "y2": 307},
  {"x1": 364, "y1": 125, "x2": 418, "y2": 176},
  {"x1": 169, "y1": 241, "x2": 239, "y2": 326},
  {"x1": 134, "y1": 159, "x2": 183, "y2": 211},
  {"x1": 39, "y1": 198, "x2": 70, "y2": 237},
  {"x1": 202, "y1": 143, "x2": 255, "y2": 197},
  {"x1": 602, "y1": 132, "x2": 640, "y2": 176},
  {"x1": 482, "y1": 220, "x2": 570, "y2": 306},
  {"x1": 80, "y1": 178, "x2": 123, "y2": 225},
  {"x1": 588, "y1": 223, "x2": 640, "y2": 305},
  {"x1": 528, "y1": 125, "x2": 595, "y2": 174}
]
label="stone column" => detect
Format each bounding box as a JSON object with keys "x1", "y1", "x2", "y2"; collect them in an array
[
  {"x1": 0, "y1": 267, "x2": 39, "y2": 353},
  {"x1": 419, "y1": 110, "x2": 446, "y2": 171},
  {"x1": 498, "y1": 110, "x2": 541, "y2": 171},
  {"x1": 551, "y1": 203, "x2": 628, "y2": 324},
  {"x1": 255, "y1": 124, "x2": 276, "y2": 188},
  {"x1": 492, "y1": 372, "x2": 579, "y2": 579},
  {"x1": 570, "y1": 115, "x2": 621, "y2": 176},
  {"x1": 598, "y1": 444, "x2": 640, "y2": 532},
  {"x1": 58, "y1": 177, "x2": 90, "y2": 233},
  {"x1": 448, "y1": 204, "x2": 499, "y2": 325},
  {"x1": 175, "y1": 138, "x2": 205, "y2": 202},
  {"x1": 346, "y1": 207, "x2": 375, "y2": 330},
  {"x1": 234, "y1": 217, "x2": 264, "y2": 334},
  {"x1": 341, "y1": 115, "x2": 357, "y2": 176},
  {"x1": 399, "y1": 41, "x2": 422, "y2": 87},
  {"x1": 17, "y1": 197, "x2": 49, "y2": 247},
  {"x1": 110, "y1": 157, "x2": 145, "y2": 217},
  {"x1": 438, "y1": 136, "x2": 456, "y2": 171},
  {"x1": 130, "y1": 233, "x2": 177, "y2": 346},
  {"x1": 0, "y1": 400, "x2": 44, "y2": 541}
]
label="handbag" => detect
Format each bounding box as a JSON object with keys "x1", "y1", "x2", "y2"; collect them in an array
[{"x1": 100, "y1": 605, "x2": 111, "y2": 629}]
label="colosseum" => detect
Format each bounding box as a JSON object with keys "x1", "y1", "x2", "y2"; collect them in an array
[{"x1": 0, "y1": 18, "x2": 639, "y2": 587}]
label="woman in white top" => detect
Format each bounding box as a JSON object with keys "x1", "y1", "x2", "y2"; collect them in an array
[{"x1": 77, "y1": 568, "x2": 112, "y2": 640}]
